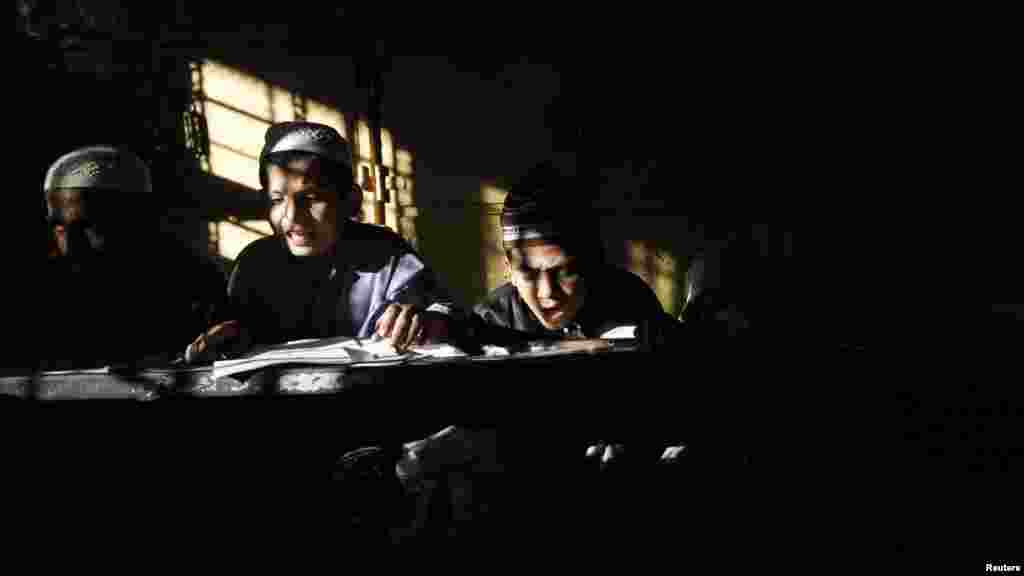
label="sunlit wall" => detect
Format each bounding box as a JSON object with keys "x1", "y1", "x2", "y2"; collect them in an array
[
  {"x1": 480, "y1": 184, "x2": 507, "y2": 294},
  {"x1": 188, "y1": 59, "x2": 416, "y2": 263},
  {"x1": 189, "y1": 58, "x2": 682, "y2": 318},
  {"x1": 625, "y1": 239, "x2": 685, "y2": 317}
]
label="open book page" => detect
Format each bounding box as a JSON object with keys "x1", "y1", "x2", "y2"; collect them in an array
[
  {"x1": 599, "y1": 325, "x2": 638, "y2": 339},
  {"x1": 211, "y1": 336, "x2": 471, "y2": 379},
  {"x1": 212, "y1": 337, "x2": 356, "y2": 379},
  {"x1": 342, "y1": 337, "x2": 468, "y2": 363},
  {"x1": 402, "y1": 342, "x2": 469, "y2": 360}
]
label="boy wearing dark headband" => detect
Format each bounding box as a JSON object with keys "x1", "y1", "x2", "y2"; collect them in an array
[
  {"x1": 474, "y1": 164, "x2": 678, "y2": 340},
  {"x1": 366, "y1": 165, "x2": 686, "y2": 539}
]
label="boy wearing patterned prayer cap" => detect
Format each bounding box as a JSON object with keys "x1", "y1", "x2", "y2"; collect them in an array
[
  {"x1": 39, "y1": 145, "x2": 225, "y2": 369},
  {"x1": 186, "y1": 122, "x2": 459, "y2": 362}
]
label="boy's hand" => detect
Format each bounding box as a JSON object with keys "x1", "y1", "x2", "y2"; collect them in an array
[
  {"x1": 184, "y1": 320, "x2": 249, "y2": 363},
  {"x1": 375, "y1": 304, "x2": 449, "y2": 352}
]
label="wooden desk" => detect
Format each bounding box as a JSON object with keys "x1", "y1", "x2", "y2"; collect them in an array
[{"x1": 4, "y1": 340, "x2": 757, "y2": 488}]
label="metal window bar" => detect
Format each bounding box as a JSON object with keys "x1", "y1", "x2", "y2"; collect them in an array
[
  {"x1": 292, "y1": 92, "x2": 308, "y2": 121},
  {"x1": 186, "y1": 59, "x2": 211, "y2": 173}
]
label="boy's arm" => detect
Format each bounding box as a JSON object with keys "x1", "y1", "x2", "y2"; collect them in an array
[{"x1": 373, "y1": 250, "x2": 467, "y2": 350}]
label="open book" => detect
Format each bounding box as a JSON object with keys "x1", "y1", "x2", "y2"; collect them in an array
[
  {"x1": 211, "y1": 336, "x2": 468, "y2": 380},
  {"x1": 211, "y1": 325, "x2": 640, "y2": 380},
  {"x1": 599, "y1": 325, "x2": 637, "y2": 340}
]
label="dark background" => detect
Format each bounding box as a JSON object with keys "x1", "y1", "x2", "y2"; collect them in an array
[
  {"x1": 14, "y1": 2, "x2": 1018, "y2": 348},
  {"x1": 9, "y1": 2, "x2": 1020, "y2": 563}
]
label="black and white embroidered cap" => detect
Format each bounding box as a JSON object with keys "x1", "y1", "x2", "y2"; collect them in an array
[
  {"x1": 43, "y1": 146, "x2": 152, "y2": 193},
  {"x1": 260, "y1": 122, "x2": 352, "y2": 169}
]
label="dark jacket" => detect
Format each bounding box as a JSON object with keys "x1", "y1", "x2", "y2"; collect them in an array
[
  {"x1": 473, "y1": 265, "x2": 679, "y2": 341},
  {"x1": 225, "y1": 221, "x2": 456, "y2": 347},
  {"x1": 36, "y1": 243, "x2": 226, "y2": 370}
]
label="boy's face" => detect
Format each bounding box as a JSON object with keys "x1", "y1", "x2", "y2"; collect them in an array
[
  {"x1": 267, "y1": 156, "x2": 341, "y2": 257},
  {"x1": 48, "y1": 188, "x2": 88, "y2": 256},
  {"x1": 47, "y1": 188, "x2": 139, "y2": 257},
  {"x1": 506, "y1": 240, "x2": 587, "y2": 330}
]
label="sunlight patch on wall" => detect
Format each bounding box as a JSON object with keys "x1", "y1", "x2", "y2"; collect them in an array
[
  {"x1": 204, "y1": 100, "x2": 267, "y2": 158},
  {"x1": 208, "y1": 143, "x2": 261, "y2": 190},
  {"x1": 381, "y1": 128, "x2": 394, "y2": 168},
  {"x1": 385, "y1": 203, "x2": 399, "y2": 233},
  {"x1": 200, "y1": 59, "x2": 271, "y2": 119},
  {"x1": 306, "y1": 98, "x2": 347, "y2": 139},
  {"x1": 395, "y1": 176, "x2": 415, "y2": 207},
  {"x1": 625, "y1": 239, "x2": 683, "y2": 316},
  {"x1": 626, "y1": 240, "x2": 651, "y2": 279},
  {"x1": 270, "y1": 86, "x2": 297, "y2": 123},
  {"x1": 481, "y1": 184, "x2": 508, "y2": 293},
  {"x1": 193, "y1": 59, "x2": 356, "y2": 190},
  {"x1": 654, "y1": 250, "x2": 678, "y2": 316},
  {"x1": 355, "y1": 160, "x2": 375, "y2": 193},
  {"x1": 396, "y1": 149, "x2": 414, "y2": 175},
  {"x1": 358, "y1": 198, "x2": 375, "y2": 223},
  {"x1": 190, "y1": 58, "x2": 417, "y2": 255},
  {"x1": 398, "y1": 206, "x2": 419, "y2": 251},
  {"x1": 356, "y1": 120, "x2": 372, "y2": 161},
  {"x1": 208, "y1": 219, "x2": 272, "y2": 262}
]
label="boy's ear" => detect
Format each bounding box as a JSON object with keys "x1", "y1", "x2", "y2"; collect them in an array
[
  {"x1": 348, "y1": 183, "x2": 363, "y2": 220},
  {"x1": 503, "y1": 252, "x2": 514, "y2": 282}
]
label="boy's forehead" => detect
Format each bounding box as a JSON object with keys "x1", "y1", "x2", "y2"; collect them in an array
[
  {"x1": 512, "y1": 241, "x2": 576, "y2": 267},
  {"x1": 48, "y1": 188, "x2": 132, "y2": 206},
  {"x1": 49, "y1": 188, "x2": 85, "y2": 203},
  {"x1": 267, "y1": 158, "x2": 344, "y2": 196},
  {"x1": 270, "y1": 157, "x2": 322, "y2": 179}
]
